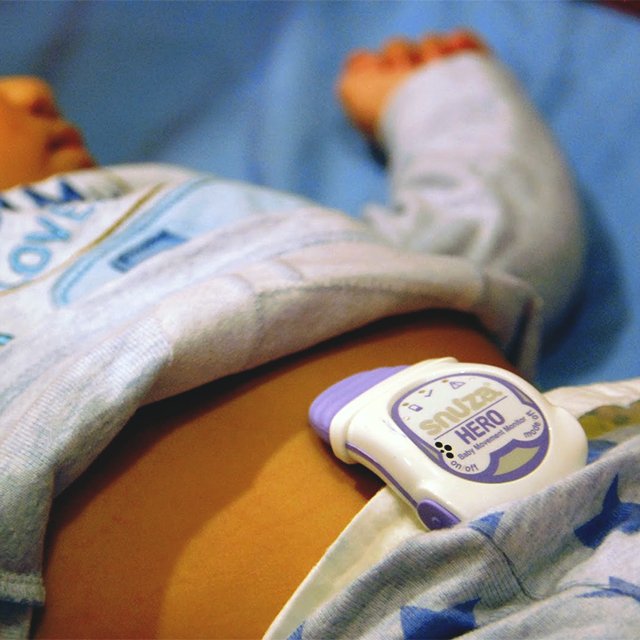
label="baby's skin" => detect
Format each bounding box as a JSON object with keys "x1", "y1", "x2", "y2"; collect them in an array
[{"x1": 0, "y1": 76, "x2": 94, "y2": 190}]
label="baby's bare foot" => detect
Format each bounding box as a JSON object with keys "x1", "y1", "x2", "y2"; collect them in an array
[{"x1": 337, "y1": 30, "x2": 487, "y2": 138}]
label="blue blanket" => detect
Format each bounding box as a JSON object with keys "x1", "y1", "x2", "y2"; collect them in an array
[{"x1": 1, "y1": 0, "x2": 638, "y2": 389}]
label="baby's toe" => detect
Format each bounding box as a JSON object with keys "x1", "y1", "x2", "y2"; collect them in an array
[
  {"x1": 344, "y1": 49, "x2": 379, "y2": 71},
  {"x1": 381, "y1": 38, "x2": 420, "y2": 69}
]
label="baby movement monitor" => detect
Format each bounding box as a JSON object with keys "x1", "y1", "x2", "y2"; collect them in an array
[{"x1": 309, "y1": 358, "x2": 587, "y2": 530}]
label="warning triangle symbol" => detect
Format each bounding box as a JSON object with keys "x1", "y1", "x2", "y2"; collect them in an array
[{"x1": 450, "y1": 380, "x2": 465, "y2": 390}]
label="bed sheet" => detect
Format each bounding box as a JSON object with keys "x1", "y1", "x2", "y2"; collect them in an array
[{"x1": 0, "y1": 0, "x2": 638, "y2": 390}]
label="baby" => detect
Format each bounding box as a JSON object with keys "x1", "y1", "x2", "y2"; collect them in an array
[{"x1": 0, "y1": 32, "x2": 585, "y2": 639}]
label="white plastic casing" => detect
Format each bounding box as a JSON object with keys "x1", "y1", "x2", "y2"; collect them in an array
[{"x1": 327, "y1": 358, "x2": 587, "y2": 528}]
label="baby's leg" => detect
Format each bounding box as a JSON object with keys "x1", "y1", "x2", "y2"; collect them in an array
[{"x1": 341, "y1": 32, "x2": 583, "y2": 332}]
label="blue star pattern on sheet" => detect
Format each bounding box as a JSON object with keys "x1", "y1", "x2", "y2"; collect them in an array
[
  {"x1": 579, "y1": 577, "x2": 640, "y2": 603},
  {"x1": 469, "y1": 511, "x2": 504, "y2": 539},
  {"x1": 574, "y1": 475, "x2": 640, "y2": 549},
  {"x1": 401, "y1": 597, "x2": 480, "y2": 639}
]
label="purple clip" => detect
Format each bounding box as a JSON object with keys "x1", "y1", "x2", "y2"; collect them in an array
[{"x1": 309, "y1": 366, "x2": 407, "y2": 443}]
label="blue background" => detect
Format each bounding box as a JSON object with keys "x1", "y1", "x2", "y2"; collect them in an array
[{"x1": 0, "y1": 0, "x2": 638, "y2": 389}]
